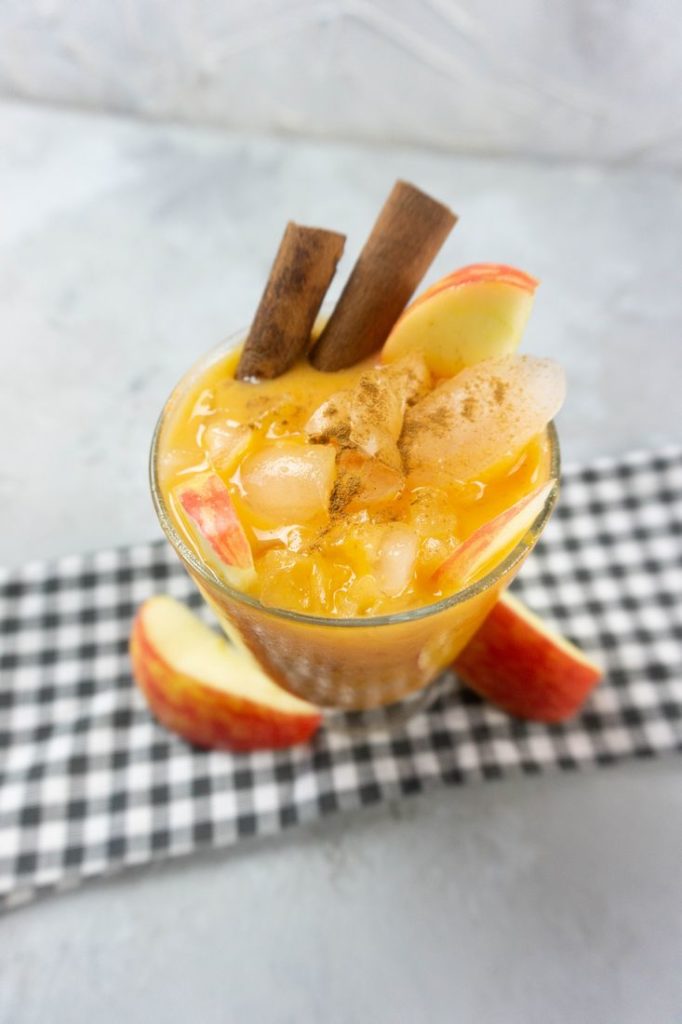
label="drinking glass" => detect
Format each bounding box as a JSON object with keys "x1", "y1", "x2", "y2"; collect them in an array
[{"x1": 151, "y1": 333, "x2": 560, "y2": 722}]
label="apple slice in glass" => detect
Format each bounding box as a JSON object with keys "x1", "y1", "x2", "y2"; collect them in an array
[
  {"x1": 433, "y1": 480, "x2": 555, "y2": 591},
  {"x1": 175, "y1": 472, "x2": 255, "y2": 589}
]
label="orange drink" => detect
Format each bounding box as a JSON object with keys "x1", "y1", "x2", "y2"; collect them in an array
[{"x1": 152, "y1": 337, "x2": 561, "y2": 710}]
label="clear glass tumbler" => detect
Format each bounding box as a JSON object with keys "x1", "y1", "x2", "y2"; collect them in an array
[{"x1": 151, "y1": 334, "x2": 560, "y2": 719}]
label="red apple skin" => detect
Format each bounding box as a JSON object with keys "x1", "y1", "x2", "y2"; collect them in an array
[
  {"x1": 432, "y1": 481, "x2": 556, "y2": 590},
  {"x1": 130, "y1": 607, "x2": 321, "y2": 752},
  {"x1": 411, "y1": 264, "x2": 539, "y2": 307},
  {"x1": 453, "y1": 593, "x2": 602, "y2": 722},
  {"x1": 382, "y1": 263, "x2": 540, "y2": 377},
  {"x1": 175, "y1": 473, "x2": 255, "y2": 591}
]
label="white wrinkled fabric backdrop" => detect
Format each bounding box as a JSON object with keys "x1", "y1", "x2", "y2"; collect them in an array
[{"x1": 1, "y1": 0, "x2": 681, "y2": 165}]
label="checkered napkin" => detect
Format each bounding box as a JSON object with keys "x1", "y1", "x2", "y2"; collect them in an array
[{"x1": 1, "y1": 448, "x2": 681, "y2": 910}]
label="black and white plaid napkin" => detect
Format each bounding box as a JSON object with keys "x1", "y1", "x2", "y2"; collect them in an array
[{"x1": 1, "y1": 447, "x2": 681, "y2": 910}]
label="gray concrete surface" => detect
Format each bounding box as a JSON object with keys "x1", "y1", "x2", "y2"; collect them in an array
[{"x1": 0, "y1": 101, "x2": 681, "y2": 1023}]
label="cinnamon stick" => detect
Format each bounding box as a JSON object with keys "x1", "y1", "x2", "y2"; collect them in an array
[
  {"x1": 236, "y1": 222, "x2": 345, "y2": 380},
  {"x1": 309, "y1": 181, "x2": 457, "y2": 371}
]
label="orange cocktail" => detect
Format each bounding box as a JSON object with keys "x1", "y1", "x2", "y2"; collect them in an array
[{"x1": 152, "y1": 337, "x2": 560, "y2": 710}]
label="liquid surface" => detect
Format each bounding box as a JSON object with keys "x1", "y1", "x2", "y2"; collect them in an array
[{"x1": 159, "y1": 347, "x2": 550, "y2": 617}]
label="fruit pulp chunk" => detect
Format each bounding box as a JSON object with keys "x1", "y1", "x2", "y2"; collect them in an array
[{"x1": 159, "y1": 351, "x2": 556, "y2": 617}]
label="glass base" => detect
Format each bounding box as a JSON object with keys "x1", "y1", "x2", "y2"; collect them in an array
[{"x1": 322, "y1": 671, "x2": 455, "y2": 738}]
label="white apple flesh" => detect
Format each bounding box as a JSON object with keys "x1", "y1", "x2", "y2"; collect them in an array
[
  {"x1": 432, "y1": 480, "x2": 556, "y2": 590},
  {"x1": 382, "y1": 263, "x2": 539, "y2": 377},
  {"x1": 130, "y1": 596, "x2": 321, "y2": 751}
]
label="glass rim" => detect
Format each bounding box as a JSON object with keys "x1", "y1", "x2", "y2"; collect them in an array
[{"x1": 150, "y1": 331, "x2": 561, "y2": 630}]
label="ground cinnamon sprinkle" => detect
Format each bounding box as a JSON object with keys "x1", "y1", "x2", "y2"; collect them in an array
[
  {"x1": 493, "y1": 378, "x2": 508, "y2": 405},
  {"x1": 397, "y1": 422, "x2": 416, "y2": 462},
  {"x1": 326, "y1": 422, "x2": 352, "y2": 445},
  {"x1": 309, "y1": 408, "x2": 351, "y2": 445},
  {"x1": 307, "y1": 522, "x2": 333, "y2": 552},
  {"x1": 461, "y1": 396, "x2": 477, "y2": 422},
  {"x1": 329, "y1": 473, "x2": 362, "y2": 515},
  {"x1": 403, "y1": 369, "x2": 423, "y2": 405},
  {"x1": 407, "y1": 402, "x2": 452, "y2": 436},
  {"x1": 358, "y1": 376, "x2": 380, "y2": 399},
  {"x1": 398, "y1": 398, "x2": 453, "y2": 471},
  {"x1": 355, "y1": 374, "x2": 391, "y2": 425}
]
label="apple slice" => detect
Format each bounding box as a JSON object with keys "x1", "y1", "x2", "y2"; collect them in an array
[
  {"x1": 453, "y1": 592, "x2": 603, "y2": 722},
  {"x1": 382, "y1": 263, "x2": 539, "y2": 377},
  {"x1": 433, "y1": 480, "x2": 555, "y2": 590},
  {"x1": 130, "y1": 596, "x2": 321, "y2": 751},
  {"x1": 175, "y1": 472, "x2": 255, "y2": 588}
]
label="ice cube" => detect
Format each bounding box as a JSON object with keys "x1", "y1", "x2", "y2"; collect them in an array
[
  {"x1": 349, "y1": 371, "x2": 403, "y2": 469},
  {"x1": 332, "y1": 450, "x2": 404, "y2": 514},
  {"x1": 306, "y1": 359, "x2": 423, "y2": 471},
  {"x1": 407, "y1": 486, "x2": 457, "y2": 535},
  {"x1": 383, "y1": 353, "x2": 432, "y2": 408},
  {"x1": 202, "y1": 416, "x2": 253, "y2": 475},
  {"x1": 351, "y1": 370, "x2": 403, "y2": 440},
  {"x1": 305, "y1": 377, "x2": 401, "y2": 468},
  {"x1": 374, "y1": 524, "x2": 419, "y2": 598},
  {"x1": 240, "y1": 442, "x2": 337, "y2": 523},
  {"x1": 406, "y1": 486, "x2": 461, "y2": 574},
  {"x1": 401, "y1": 356, "x2": 565, "y2": 483},
  {"x1": 348, "y1": 357, "x2": 431, "y2": 462},
  {"x1": 305, "y1": 390, "x2": 352, "y2": 445}
]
